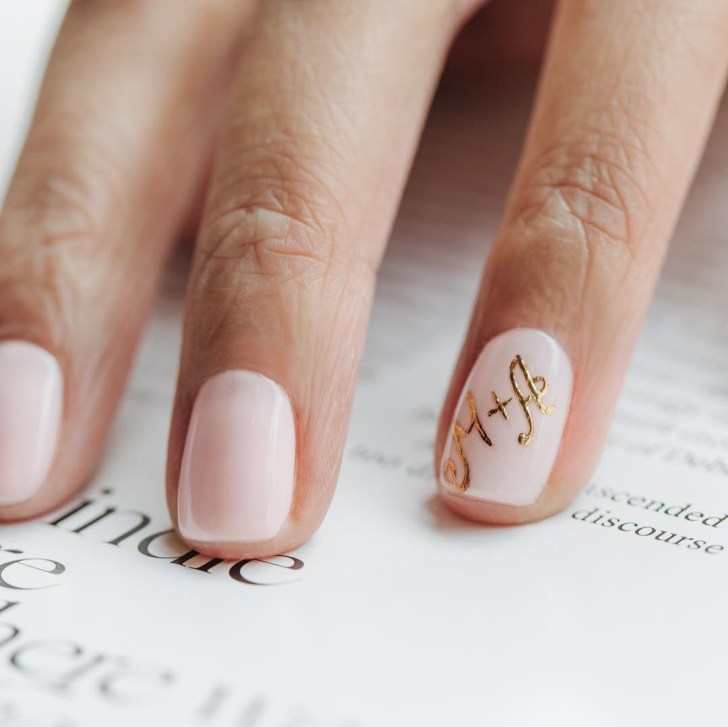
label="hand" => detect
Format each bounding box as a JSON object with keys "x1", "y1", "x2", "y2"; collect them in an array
[{"x1": 0, "y1": 0, "x2": 725, "y2": 558}]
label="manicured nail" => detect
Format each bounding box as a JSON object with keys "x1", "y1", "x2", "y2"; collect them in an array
[
  {"x1": 440, "y1": 328, "x2": 572, "y2": 506},
  {"x1": 177, "y1": 370, "x2": 296, "y2": 543},
  {"x1": 0, "y1": 341, "x2": 62, "y2": 505}
]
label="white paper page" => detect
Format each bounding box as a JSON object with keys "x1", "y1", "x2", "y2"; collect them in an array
[{"x1": 2, "y1": 6, "x2": 728, "y2": 726}]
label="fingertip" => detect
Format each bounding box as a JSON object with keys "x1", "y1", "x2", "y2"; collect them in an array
[
  {"x1": 173, "y1": 526, "x2": 310, "y2": 562},
  {"x1": 436, "y1": 475, "x2": 576, "y2": 527}
]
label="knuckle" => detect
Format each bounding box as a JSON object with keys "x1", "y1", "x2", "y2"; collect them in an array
[
  {"x1": 192, "y1": 170, "x2": 378, "y2": 349},
  {"x1": 200, "y1": 204, "x2": 333, "y2": 289},
  {"x1": 508, "y1": 133, "x2": 655, "y2": 267},
  {"x1": 198, "y1": 170, "x2": 374, "y2": 295},
  {"x1": 491, "y1": 133, "x2": 659, "y2": 323},
  {"x1": 0, "y1": 167, "x2": 114, "y2": 334},
  {"x1": 6, "y1": 165, "x2": 107, "y2": 248},
  {"x1": 0, "y1": 217, "x2": 81, "y2": 338}
]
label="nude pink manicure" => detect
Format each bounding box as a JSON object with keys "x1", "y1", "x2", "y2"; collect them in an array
[
  {"x1": 177, "y1": 370, "x2": 296, "y2": 543},
  {"x1": 440, "y1": 328, "x2": 573, "y2": 506},
  {"x1": 0, "y1": 341, "x2": 62, "y2": 505}
]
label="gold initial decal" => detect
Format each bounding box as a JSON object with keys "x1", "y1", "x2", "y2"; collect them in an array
[
  {"x1": 442, "y1": 391, "x2": 492, "y2": 492},
  {"x1": 509, "y1": 354, "x2": 556, "y2": 446},
  {"x1": 487, "y1": 391, "x2": 511, "y2": 419},
  {"x1": 442, "y1": 354, "x2": 557, "y2": 491}
]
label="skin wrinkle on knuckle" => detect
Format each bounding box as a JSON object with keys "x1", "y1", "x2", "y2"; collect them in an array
[
  {"x1": 0, "y1": 223, "x2": 115, "y2": 347},
  {"x1": 192, "y1": 199, "x2": 370, "y2": 347},
  {"x1": 0, "y1": 176, "x2": 144, "y2": 347},
  {"x1": 510, "y1": 133, "x2": 656, "y2": 265},
  {"x1": 0, "y1": 163, "x2": 109, "y2": 333},
  {"x1": 0, "y1": 246, "x2": 79, "y2": 348},
  {"x1": 491, "y1": 132, "x2": 660, "y2": 329},
  {"x1": 200, "y1": 204, "x2": 334, "y2": 288},
  {"x1": 199, "y1": 153, "x2": 375, "y2": 293},
  {"x1": 6, "y1": 163, "x2": 110, "y2": 247}
]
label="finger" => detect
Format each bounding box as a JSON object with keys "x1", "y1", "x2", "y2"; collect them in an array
[
  {"x1": 168, "y1": 0, "x2": 473, "y2": 558},
  {"x1": 0, "y1": 1, "x2": 246, "y2": 515},
  {"x1": 436, "y1": 0, "x2": 728, "y2": 522}
]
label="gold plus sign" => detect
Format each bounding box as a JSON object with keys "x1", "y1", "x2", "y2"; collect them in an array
[{"x1": 487, "y1": 391, "x2": 512, "y2": 420}]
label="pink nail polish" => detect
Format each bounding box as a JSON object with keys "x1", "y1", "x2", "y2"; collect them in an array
[
  {"x1": 0, "y1": 341, "x2": 62, "y2": 505},
  {"x1": 440, "y1": 328, "x2": 573, "y2": 506},
  {"x1": 177, "y1": 370, "x2": 296, "y2": 543}
]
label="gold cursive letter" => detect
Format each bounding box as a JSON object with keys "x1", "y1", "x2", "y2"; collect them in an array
[
  {"x1": 442, "y1": 392, "x2": 492, "y2": 491},
  {"x1": 509, "y1": 354, "x2": 556, "y2": 446}
]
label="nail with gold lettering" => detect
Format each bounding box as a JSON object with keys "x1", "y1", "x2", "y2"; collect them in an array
[{"x1": 440, "y1": 328, "x2": 572, "y2": 506}]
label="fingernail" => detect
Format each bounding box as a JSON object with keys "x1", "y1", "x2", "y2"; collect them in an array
[
  {"x1": 440, "y1": 328, "x2": 573, "y2": 506},
  {"x1": 177, "y1": 370, "x2": 296, "y2": 543},
  {"x1": 0, "y1": 341, "x2": 63, "y2": 505}
]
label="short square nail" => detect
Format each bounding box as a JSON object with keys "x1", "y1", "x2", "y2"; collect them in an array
[
  {"x1": 0, "y1": 341, "x2": 62, "y2": 506},
  {"x1": 440, "y1": 328, "x2": 573, "y2": 506},
  {"x1": 177, "y1": 370, "x2": 296, "y2": 543}
]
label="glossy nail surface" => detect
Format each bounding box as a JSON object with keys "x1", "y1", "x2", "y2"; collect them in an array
[
  {"x1": 440, "y1": 328, "x2": 572, "y2": 506},
  {"x1": 177, "y1": 370, "x2": 296, "y2": 543},
  {"x1": 0, "y1": 341, "x2": 62, "y2": 505}
]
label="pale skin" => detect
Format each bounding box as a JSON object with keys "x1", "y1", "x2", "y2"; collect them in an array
[{"x1": 1, "y1": 0, "x2": 727, "y2": 558}]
